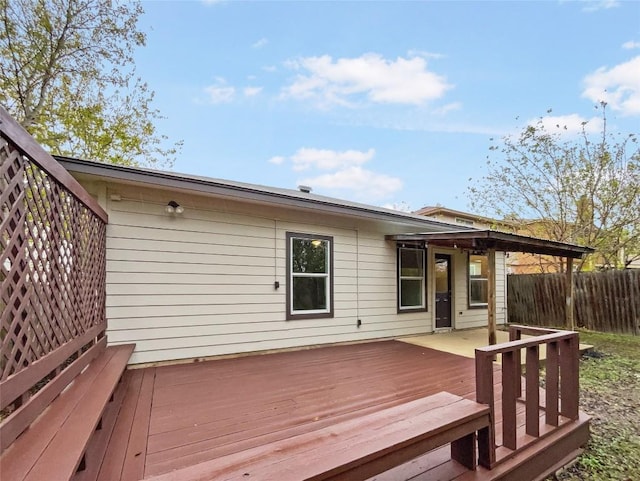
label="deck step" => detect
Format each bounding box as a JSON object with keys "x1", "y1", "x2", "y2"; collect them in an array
[{"x1": 145, "y1": 391, "x2": 491, "y2": 481}]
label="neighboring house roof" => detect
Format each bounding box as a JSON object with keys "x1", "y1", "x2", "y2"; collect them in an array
[
  {"x1": 55, "y1": 156, "x2": 473, "y2": 232},
  {"x1": 414, "y1": 205, "x2": 515, "y2": 229}
]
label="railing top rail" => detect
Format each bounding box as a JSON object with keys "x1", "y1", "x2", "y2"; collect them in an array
[
  {"x1": 0, "y1": 106, "x2": 107, "y2": 222},
  {"x1": 476, "y1": 330, "x2": 578, "y2": 356},
  {"x1": 509, "y1": 325, "x2": 562, "y2": 336}
]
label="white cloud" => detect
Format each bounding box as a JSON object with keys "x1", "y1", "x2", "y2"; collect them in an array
[
  {"x1": 204, "y1": 78, "x2": 235, "y2": 103},
  {"x1": 202, "y1": 0, "x2": 225, "y2": 5},
  {"x1": 581, "y1": 0, "x2": 619, "y2": 12},
  {"x1": 244, "y1": 86, "x2": 263, "y2": 97},
  {"x1": 252, "y1": 38, "x2": 268, "y2": 49},
  {"x1": 290, "y1": 148, "x2": 375, "y2": 171},
  {"x1": 299, "y1": 167, "x2": 403, "y2": 200},
  {"x1": 263, "y1": 65, "x2": 277, "y2": 73},
  {"x1": 270, "y1": 147, "x2": 401, "y2": 201},
  {"x1": 534, "y1": 114, "x2": 604, "y2": 135},
  {"x1": 433, "y1": 102, "x2": 463, "y2": 115},
  {"x1": 282, "y1": 53, "x2": 451, "y2": 107},
  {"x1": 622, "y1": 41, "x2": 640, "y2": 50},
  {"x1": 582, "y1": 56, "x2": 640, "y2": 116},
  {"x1": 407, "y1": 49, "x2": 445, "y2": 60}
]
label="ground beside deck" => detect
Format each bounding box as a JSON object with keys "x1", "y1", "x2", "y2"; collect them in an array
[{"x1": 99, "y1": 340, "x2": 587, "y2": 481}]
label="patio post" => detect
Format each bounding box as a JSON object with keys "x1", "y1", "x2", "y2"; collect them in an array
[
  {"x1": 488, "y1": 248, "x2": 497, "y2": 345},
  {"x1": 565, "y1": 257, "x2": 574, "y2": 330}
]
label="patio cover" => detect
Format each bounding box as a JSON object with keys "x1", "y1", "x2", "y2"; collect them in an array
[
  {"x1": 385, "y1": 230, "x2": 594, "y2": 259},
  {"x1": 386, "y1": 230, "x2": 594, "y2": 345}
]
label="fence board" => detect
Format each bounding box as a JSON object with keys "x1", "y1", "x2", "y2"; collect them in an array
[{"x1": 508, "y1": 270, "x2": 640, "y2": 335}]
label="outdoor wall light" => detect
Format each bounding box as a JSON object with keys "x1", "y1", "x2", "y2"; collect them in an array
[{"x1": 165, "y1": 200, "x2": 184, "y2": 214}]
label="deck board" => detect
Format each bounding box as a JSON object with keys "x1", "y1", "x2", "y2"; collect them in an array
[
  {"x1": 104, "y1": 340, "x2": 565, "y2": 480},
  {"x1": 142, "y1": 341, "x2": 487, "y2": 477}
]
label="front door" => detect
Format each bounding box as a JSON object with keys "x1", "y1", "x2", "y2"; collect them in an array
[{"x1": 435, "y1": 254, "x2": 452, "y2": 329}]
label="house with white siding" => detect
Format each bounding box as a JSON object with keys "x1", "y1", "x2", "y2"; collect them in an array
[{"x1": 57, "y1": 157, "x2": 511, "y2": 365}]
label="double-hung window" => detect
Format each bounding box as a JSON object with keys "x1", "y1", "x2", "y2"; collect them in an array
[
  {"x1": 468, "y1": 254, "x2": 488, "y2": 307},
  {"x1": 398, "y1": 247, "x2": 426, "y2": 311},
  {"x1": 286, "y1": 233, "x2": 333, "y2": 320}
]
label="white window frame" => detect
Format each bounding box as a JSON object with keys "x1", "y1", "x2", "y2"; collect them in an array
[
  {"x1": 468, "y1": 254, "x2": 489, "y2": 308},
  {"x1": 287, "y1": 233, "x2": 333, "y2": 320},
  {"x1": 398, "y1": 247, "x2": 426, "y2": 311}
]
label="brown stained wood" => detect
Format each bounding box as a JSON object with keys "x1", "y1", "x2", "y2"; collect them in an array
[
  {"x1": 565, "y1": 258, "x2": 574, "y2": 330},
  {"x1": 144, "y1": 392, "x2": 490, "y2": 481},
  {"x1": 101, "y1": 341, "x2": 586, "y2": 481},
  {"x1": 0, "y1": 106, "x2": 107, "y2": 220},
  {"x1": 546, "y1": 342, "x2": 560, "y2": 427},
  {"x1": 507, "y1": 269, "x2": 640, "y2": 335},
  {"x1": 501, "y1": 351, "x2": 517, "y2": 450},
  {"x1": 135, "y1": 343, "x2": 480, "y2": 477},
  {"x1": 23, "y1": 344, "x2": 134, "y2": 481},
  {"x1": 450, "y1": 432, "x2": 477, "y2": 470},
  {"x1": 74, "y1": 373, "x2": 131, "y2": 481},
  {"x1": 1, "y1": 123, "x2": 108, "y2": 428},
  {"x1": 0, "y1": 336, "x2": 107, "y2": 451},
  {"x1": 0, "y1": 346, "x2": 118, "y2": 481},
  {"x1": 474, "y1": 350, "x2": 496, "y2": 468},
  {"x1": 97, "y1": 370, "x2": 145, "y2": 481},
  {"x1": 368, "y1": 446, "x2": 463, "y2": 481},
  {"x1": 0, "y1": 324, "x2": 106, "y2": 410},
  {"x1": 121, "y1": 368, "x2": 155, "y2": 481},
  {"x1": 525, "y1": 345, "x2": 540, "y2": 437},
  {"x1": 487, "y1": 249, "x2": 497, "y2": 346},
  {"x1": 560, "y1": 336, "x2": 579, "y2": 420}
]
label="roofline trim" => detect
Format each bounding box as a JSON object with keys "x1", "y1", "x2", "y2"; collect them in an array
[{"x1": 56, "y1": 156, "x2": 467, "y2": 230}]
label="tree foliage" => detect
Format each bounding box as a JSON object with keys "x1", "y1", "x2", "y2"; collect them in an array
[
  {"x1": 0, "y1": 0, "x2": 180, "y2": 167},
  {"x1": 469, "y1": 104, "x2": 640, "y2": 271}
]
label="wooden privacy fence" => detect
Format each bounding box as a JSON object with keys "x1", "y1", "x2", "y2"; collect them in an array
[
  {"x1": 508, "y1": 269, "x2": 640, "y2": 335},
  {"x1": 0, "y1": 107, "x2": 108, "y2": 446}
]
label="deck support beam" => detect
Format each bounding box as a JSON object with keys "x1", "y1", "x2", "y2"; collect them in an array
[
  {"x1": 565, "y1": 257, "x2": 574, "y2": 330},
  {"x1": 488, "y1": 248, "x2": 497, "y2": 345}
]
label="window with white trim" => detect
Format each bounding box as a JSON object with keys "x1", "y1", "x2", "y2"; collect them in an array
[
  {"x1": 286, "y1": 233, "x2": 333, "y2": 320},
  {"x1": 469, "y1": 254, "x2": 488, "y2": 307},
  {"x1": 398, "y1": 247, "x2": 426, "y2": 311}
]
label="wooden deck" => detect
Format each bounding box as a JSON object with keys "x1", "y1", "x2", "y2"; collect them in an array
[{"x1": 98, "y1": 340, "x2": 587, "y2": 481}]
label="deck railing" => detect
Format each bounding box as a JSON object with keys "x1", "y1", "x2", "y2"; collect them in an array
[
  {"x1": 475, "y1": 325, "x2": 580, "y2": 467},
  {"x1": 0, "y1": 107, "x2": 108, "y2": 450}
]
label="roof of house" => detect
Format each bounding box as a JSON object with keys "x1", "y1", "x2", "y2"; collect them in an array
[
  {"x1": 414, "y1": 205, "x2": 515, "y2": 228},
  {"x1": 55, "y1": 156, "x2": 471, "y2": 232}
]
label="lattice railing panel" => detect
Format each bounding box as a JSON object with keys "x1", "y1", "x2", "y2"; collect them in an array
[{"x1": 0, "y1": 136, "x2": 107, "y2": 383}]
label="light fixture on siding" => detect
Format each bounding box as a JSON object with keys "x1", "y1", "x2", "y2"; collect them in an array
[{"x1": 165, "y1": 200, "x2": 184, "y2": 214}]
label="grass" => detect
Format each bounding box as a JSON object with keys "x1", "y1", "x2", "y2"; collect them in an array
[{"x1": 551, "y1": 330, "x2": 640, "y2": 481}]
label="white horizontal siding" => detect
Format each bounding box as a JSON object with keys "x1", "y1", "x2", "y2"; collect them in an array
[
  {"x1": 81, "y1": 181, "x2": 510, "y2": 364},
  {"x1": 451, "y1": 250, "x2": 507, "y2": 330},
  {"x1": 98, "y1": 184, "x2": 432, "y2": 364}
]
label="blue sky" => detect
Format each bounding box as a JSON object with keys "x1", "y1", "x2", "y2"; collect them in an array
[{"x1": 135, "y1": 0, "x2": 640, "y2": 212}]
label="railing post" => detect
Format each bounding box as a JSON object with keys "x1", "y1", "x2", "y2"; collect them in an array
[
  {"x1": 560, "y1": 334, "x2": 579, "y2": 420},
  {"x1": 509, "y1": 325, "x2": 523, "y2": 398},
  {"x1": 525, "y1": 345, "x2": 540, "y2": 437},
  {"x1": 475, "y1": 349, "x2": 496, "y2": 467},
  {"x1": 545, "y1": 341, "x2": 560, "y2": 427},
  {"x1": 502, "y1": 350, "x2": 518, "y2": 450}
]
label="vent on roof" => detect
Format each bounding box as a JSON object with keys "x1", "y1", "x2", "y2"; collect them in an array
[{"x1": 298, "y1": 185, "x2": 312, "y2": 193}]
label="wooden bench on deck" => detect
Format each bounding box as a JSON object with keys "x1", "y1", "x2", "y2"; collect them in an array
[
  {"x1": 147, "y1": 391, "x2": 492, "y2": 481},
  {"x1": 0, "y1": 343, "x2": 135, "y2": 481}
]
